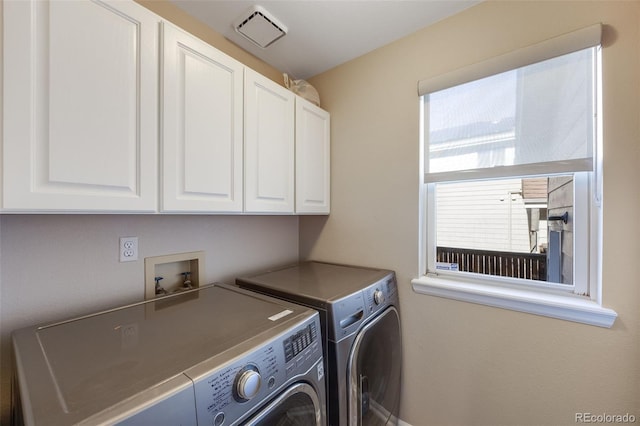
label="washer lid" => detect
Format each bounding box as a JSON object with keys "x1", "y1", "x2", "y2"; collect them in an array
[{"x1": 13, "y1": 284, "x2": 311, "y2": 425}]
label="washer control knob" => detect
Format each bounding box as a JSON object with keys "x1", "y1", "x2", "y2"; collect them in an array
[
  {"x1": 236, "y1": 367, "x2": 261, "y2": 401},
  {"x1": 373, "y1": 289, "x2": 385, "y2": 305}
]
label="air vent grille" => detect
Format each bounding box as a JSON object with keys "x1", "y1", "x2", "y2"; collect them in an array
[{"x1": 234, "y1": 6, "x2": 287, "y2": 49}]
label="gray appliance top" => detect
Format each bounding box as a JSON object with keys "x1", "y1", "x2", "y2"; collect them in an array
[
  {"x1": 236, "y1": 262, "x2": 398, "y2": 343},
  {"x1": 12, "y1": 283, "x2": 315, "y2": 424},
  {"x1": 237, "y1": 261, "x2": 393, "y2": 304}
]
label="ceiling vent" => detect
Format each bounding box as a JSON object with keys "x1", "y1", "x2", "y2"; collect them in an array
[{"x1": 233, "y1": 5, "x2": 288, "y2": 49}]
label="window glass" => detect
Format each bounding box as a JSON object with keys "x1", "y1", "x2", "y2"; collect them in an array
[
  {"x1": 423, "y1": 47, "x2": 598, "y2": 293},
  {"x1": 435, "y1": 175, "x2": 573, "y2": 284}
]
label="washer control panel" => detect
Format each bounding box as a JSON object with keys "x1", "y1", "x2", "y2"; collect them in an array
[
  {"x1": 188, "y1": 314, "x2": 322, "y2": 426},
  {"x1": 284, "y1": 322, "x2": 318, "y2": 362},
  {"x1": 234, "y1": 365, "x2": 262, "y2": 401}
]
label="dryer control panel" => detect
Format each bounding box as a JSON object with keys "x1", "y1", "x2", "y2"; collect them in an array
[
  {"x1": 328, "y1": 271, "x2": 398, "y2": 343},
  {"x1": 364, "y1": 275, "x2": 398, "y2": 315}
]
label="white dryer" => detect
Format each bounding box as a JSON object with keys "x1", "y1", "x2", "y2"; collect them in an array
[
  {"x1": 12, "y1": 283, "x2": 326, "y2": 426},
  {"x1": 237, "y1": 261, "x2": 402, "y2": 426}
]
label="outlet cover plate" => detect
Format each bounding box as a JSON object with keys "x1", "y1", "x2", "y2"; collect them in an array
[{"x1": 119, "y1": 237, "x2": 138, "y2": 262}]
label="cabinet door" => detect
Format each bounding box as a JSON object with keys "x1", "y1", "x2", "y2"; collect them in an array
[
  {"x1": 161, "y1": 23, "x2": 243, "y2": 213},
  {"x1": 295, "y1": 98, "x2": 330, "y2": 214},
  {"x1": 3, "y1": 0, "x2": 158, "y2": 211},
  {"x1": 244, "y1": 69, "x2": 295, "y2": 213}
]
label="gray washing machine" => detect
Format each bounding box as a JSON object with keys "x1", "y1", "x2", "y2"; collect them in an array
[
  {"x1": 237, "y1": 261, "x2": 402, "y2": 426},
  {"x1": 12, "y1": 283, "x2": 326, "y2": 426}
]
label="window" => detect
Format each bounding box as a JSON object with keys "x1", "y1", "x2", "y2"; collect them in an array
[{"x1": 412, "y1": 24, "x2": 617, "y2": 327}]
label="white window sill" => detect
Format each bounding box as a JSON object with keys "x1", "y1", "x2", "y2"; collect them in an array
[{"x1": 411, "y1": 275, "x2": 617, "y2": 328}]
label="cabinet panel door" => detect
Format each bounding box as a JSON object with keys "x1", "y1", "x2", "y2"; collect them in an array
[
  {"x1": 244, "y1": 69, "x2": 295, "y2": 213},
  {"x1": 3, "y1": 0, "x2": 158, "y2": 211},
  {"x1": 161, "y1": 23, "x2": 244, "y2": 213},
  {"x1": 295, "y1": 99, "x2": 330, "y2": 214}
]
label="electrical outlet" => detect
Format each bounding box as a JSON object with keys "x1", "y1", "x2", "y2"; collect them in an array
[{"x1": 119, "y1": 237, "x2": 138, "y2": 262}]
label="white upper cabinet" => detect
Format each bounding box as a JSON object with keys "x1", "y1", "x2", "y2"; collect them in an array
[
  {"x1": 244, "y1": 68, "x2": 296, "y2": 213},
  {"x1": 161, "y1": 23, "x2": 244, "y2": 213},
  {"x1": 3, "y1": 0, "x2": 159, "y2": 211},
  {"x1": 3, "y1": 0, "x2": 329, "y2": 215},
  {"x1": 295, "y1": 98, "x2": 331, "y2": 214}
]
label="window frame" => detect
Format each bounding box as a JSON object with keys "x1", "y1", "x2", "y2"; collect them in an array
[{"x1": 412, "y1": 29, "x2": 617, "y2": 328}]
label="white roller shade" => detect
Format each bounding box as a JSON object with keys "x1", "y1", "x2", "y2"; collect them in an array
[
  {"x1": 418, "y1": 24, "x2": 602, "y2": 96},
  {"x1": 423, "y1": 42, "x2": 599, "y2": 183}
]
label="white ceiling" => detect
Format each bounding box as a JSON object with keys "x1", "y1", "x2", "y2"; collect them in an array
[{"x1": 169, "y1": 0, "x2": 481, "y2": 80}]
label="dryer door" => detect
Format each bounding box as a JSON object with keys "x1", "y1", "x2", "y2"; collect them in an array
[
  {"x1": 348, "y1": 307, "x2": 402, "y2": 426},
  {"x1": 244, "y1": 382, "x2": 323, "y2": 426}
]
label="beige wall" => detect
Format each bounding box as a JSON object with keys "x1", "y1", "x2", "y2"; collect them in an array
[
  {"x1": 0, "y1": 1, "x2": 295, "y2": 423},
  {"x1": 302, "y1": 1, "x2": 640, "y2": 424}
]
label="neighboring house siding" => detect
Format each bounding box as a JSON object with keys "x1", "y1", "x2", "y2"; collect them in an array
[
  {"x1": 436, "y1": 179, "x2": 530, "y2": 252},
  {"x1": 548, "y1": 176, "x2": 573, "y2": 284}
]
